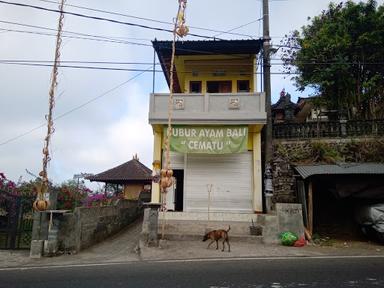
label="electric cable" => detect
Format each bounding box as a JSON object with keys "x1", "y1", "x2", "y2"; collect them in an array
[
  {"x1": 0, "y1": 20, "x2": 153, "y2": 44},
  {"x1": 0, "y1": 26, "x2": 153, "y2": 46},
  {"x1": 0, "y1": 67, "x2": 151, "y2": 146},
  {"x1": 34, "y1": 0, "x2": 257, "y2": 38},
  {"x1": 0, "y1": 0, "x2": 219, "y2": 40}
]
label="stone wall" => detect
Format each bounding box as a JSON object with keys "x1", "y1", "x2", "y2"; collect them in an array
[
  {"x1": 271, "y1": 137, "x2": 384, "y2": 204},
  {"x1": 271, "y1": 157, "x2": 296, "y2": 203},
  {"x1": 55, "y1": 200, "x2": 141, "y2": 253}
]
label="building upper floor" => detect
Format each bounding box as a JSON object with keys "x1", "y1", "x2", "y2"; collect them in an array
[{"x1": 149, "y1": 39, "x2": 266, "y2": 125}]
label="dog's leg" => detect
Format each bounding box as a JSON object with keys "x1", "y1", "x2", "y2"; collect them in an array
[
  {"x1": 221, "y1": 239, "x2": 225, "y2": 252},
  {"x1": 207, "y1": 240, "x2": 215, "y2": 249},
  {"x1": 226, "y1": 239, "x2": 231, "y2": 252},
  {"x1": 215, "y1": 240, "x2": 219, "y2": 250}
]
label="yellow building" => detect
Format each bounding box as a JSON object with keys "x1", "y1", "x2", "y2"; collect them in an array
[{"x1": 149, "y1": 39, "x2": 266, "y2": 215}]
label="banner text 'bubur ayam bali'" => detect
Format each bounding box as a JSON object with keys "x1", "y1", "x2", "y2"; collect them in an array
[{"x1": 164, "y1": 126, "x2": 248, "y2": 154}]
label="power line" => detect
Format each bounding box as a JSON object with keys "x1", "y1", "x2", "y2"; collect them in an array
[
  {"x1": 0, "y1": 68, "x2": 150, "y2": 146},
  {"x1": 0, "y1": 26, "x2": 153, "y2": 46},
  {"x1": 0, "y1": 19, "x2": 264, "y2": 58},
  {"x1": 34, "y1": 0, "x2": 257, "y2": 38},
  {"x1": 0, "y1": 0, "x2": 218, "y2": 40},
  {"x1": 2, "y1": 59, "x2": 383, "y2": 71},
  {"x1": 0, "y1": 59, "x2": 158, "y2": 65},
  {"x1": 0, "y1": 61, "x2": 163, "y2": 72},
  {"x1": 0, "y1": 27, "x2": 260, "y2": 60},
  {"x1": 212, "y1": 18, "x2": 262, "y2": 38},
  {"x1": 0, "y1": 61, "x2": 304, "y2": 75},
  {"x1": 0, "y1": 20, "x2": 153, "y2": 44}
]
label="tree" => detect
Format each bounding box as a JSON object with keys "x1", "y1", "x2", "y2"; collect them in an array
[{"x1": 281, "y1": 0, "x2": 384, "y2": 119}]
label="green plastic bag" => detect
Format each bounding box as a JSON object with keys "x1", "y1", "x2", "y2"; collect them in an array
[{"x1": 280, "y1": 231, "x2": 298, "y2": 246}]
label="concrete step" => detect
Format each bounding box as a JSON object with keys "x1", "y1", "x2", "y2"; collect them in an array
[
  {"x1": 155, "y1": 213, "x2": 279, "y2": 244},
  {"x1": 160, "y1": 220, "x2": 257, "y2": 235},
  {"x1": 160, "y1": 233, "x2": 263, "y2": 243}
]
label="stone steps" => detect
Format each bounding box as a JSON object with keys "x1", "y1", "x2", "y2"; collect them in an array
[
  {"x1": 157, "y1": 218, "x2": 271, "y2": 243},
  {"x1": 142, "y1": 204, "x2": 304, "y2": 246}
]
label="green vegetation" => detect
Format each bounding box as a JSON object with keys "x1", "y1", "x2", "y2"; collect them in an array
[
  {"x1": 281, "y1": 0, "x2": 384, "y2": 119},
  {"x1": 275, "y1": 138, "x2": 384, "y2": 164}
]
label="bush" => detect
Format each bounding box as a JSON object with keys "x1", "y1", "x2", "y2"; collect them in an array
[
  {"x1": 82, "y1": 193, "x2": 123, "y2": 207},
  {"x1": 56, "y1": 180, "x2": 91, "y2": 210}
]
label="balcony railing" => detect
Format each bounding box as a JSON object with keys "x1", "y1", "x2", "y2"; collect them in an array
[
  {"x1": 273, "y1": 119, "x2": 384, "y2": 139},
  {"x1": 149, "y1": 92, "x2": 266, "y2": 125}
]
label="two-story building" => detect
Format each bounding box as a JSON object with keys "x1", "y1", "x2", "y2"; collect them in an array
[{"x1": 149, "y1": 39, "x2": 266, "y2": 216}]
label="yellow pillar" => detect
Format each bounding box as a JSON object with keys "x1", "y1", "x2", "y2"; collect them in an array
[
  {"x1": 151, "y1": 129, "x2": 162, "y2": 203},
  {"x1": 252, "y1": 132, "x2": 263, "y2": 212},
  {"x1": 253, "y1": 56, "x2": 257, "y2": 92}
]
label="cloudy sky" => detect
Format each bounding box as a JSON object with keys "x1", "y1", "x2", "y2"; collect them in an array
[{"x1": 1, "y1": 0, "x2": 382, "y2": 188}]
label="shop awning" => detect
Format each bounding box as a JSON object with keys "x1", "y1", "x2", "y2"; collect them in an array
[{"x1": 294, "y1": 163, "x2": 384, "y2": 179}]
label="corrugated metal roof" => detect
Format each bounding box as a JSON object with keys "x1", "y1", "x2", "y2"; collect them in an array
[
  {"x1": 153, "y1": 39, "x2": 263, "y2": 56},
  {"x1": 294, "y1": 163, "x2": 384, "y2": 179}
]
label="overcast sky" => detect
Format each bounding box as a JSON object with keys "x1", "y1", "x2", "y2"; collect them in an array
[{"x1": 1, "y1": 0, "x2": 382, "y2": 188}]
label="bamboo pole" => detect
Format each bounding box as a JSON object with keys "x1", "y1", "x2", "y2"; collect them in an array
[
  {"x1": 207, "y1": 184, "x2": 213, "y2": 221},
  {"x1": 308, "y1": 181, "x2": 313, "y2": 236}
]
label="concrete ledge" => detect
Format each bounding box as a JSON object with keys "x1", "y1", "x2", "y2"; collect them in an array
[
  {"x1": 30, "y1": 240, "x2": 44, "y2": 258},
  {"x1": 160, "y1": 211, "x2": 268, "y2": 222},
  {"x1": 161, "y1": 233, "x2": 263, "y2": 243}
]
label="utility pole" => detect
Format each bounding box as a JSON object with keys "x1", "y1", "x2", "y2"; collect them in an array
[{"x1": 263, "y1": 0, "x2": 274, "y2": 212}]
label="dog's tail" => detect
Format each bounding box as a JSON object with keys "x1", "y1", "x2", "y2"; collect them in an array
[{"x1": 227, "y1": 225, "x2": 231, "y2": 232}]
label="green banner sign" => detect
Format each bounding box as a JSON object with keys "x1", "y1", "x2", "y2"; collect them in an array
[{"x1": 164, "y1": 126, "x2": 248, "y2": 154}]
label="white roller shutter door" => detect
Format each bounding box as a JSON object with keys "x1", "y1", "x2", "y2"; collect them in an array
[{"x1": 185, "y1": 152, "x2": 253, "y2": 213}]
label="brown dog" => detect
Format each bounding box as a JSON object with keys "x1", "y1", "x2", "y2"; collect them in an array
[{"x1": 202, "y1": 226, "x2": 231, "y2": 252}]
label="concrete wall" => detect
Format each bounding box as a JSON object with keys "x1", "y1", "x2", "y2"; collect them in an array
[
  {"x1": 57, "y1": 200, "x2": 141, "y2": 253},
  {"x1": 149, "y1": 92, "x2": 266, "y2": 125}
]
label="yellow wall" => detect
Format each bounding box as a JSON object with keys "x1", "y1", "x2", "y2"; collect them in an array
[
  {"x1": 252, "y1": 132, "x2": 263, "y2": 212},
  {"x1": 124, "y1": 184, "x2": 144, "y2": 200},
  {"x1": 174, "y1": 55, "x2": 256, "y2": 93},
  {"x1": 151, "y1": 127, "x2": 162, "y2": 203},
  {"x1": 152, "y1": 53, "x2": 263, "y2": 210},
  {"x1": 152, "y1": 124, "x2": 264, "y2": 211}
]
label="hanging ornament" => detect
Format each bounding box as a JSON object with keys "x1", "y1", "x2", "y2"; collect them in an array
[
  {"x1": 33, "y1": 181, "x2": 50, "y2": 212},
  {"x1": 175, "y1": 0, "x2": 189, "y2": 37},
  {"x1": 160, "y1": 169, "x2": 174, "y2": 191}
]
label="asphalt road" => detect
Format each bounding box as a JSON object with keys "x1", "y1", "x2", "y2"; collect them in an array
[{"x1": 0, "y1": 256, "x2": 383, "y2": 288}]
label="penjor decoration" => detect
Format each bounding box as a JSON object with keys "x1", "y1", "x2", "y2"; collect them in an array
[{"x1": 33, "y1": 0, "x2": 65, "y2": 211}]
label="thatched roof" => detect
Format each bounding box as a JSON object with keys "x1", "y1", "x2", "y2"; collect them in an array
[{"x1": 87, "y1": 158, "x2": 152, "y2": 184}]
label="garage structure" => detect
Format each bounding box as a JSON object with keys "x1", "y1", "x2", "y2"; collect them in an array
[{"x1": 295, "y1": 163, "x2": 384, "y2": 240}]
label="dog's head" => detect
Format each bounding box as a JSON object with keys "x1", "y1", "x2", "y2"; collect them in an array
[{"x1": 202, "y1": 233, "x2": 209, "y2": 242}]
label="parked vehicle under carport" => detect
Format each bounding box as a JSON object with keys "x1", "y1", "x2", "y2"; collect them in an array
[
  {"x1": 355, "y1": 203, "x2": 384, "y2": 244},
  {"x1": 294, "y1": 164, "x2": 384, "y2": 242}
]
